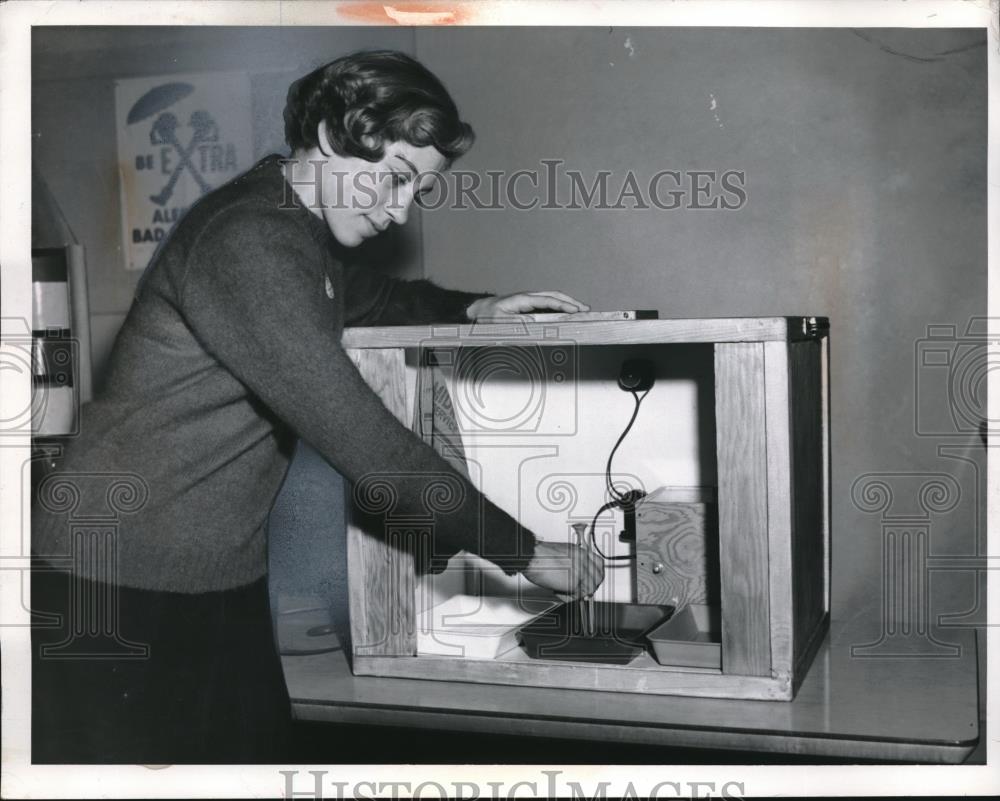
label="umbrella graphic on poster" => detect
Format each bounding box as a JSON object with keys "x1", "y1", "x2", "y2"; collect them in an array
[{"x1": 116, "y1": 73, "x2": 252, "y2": 271}]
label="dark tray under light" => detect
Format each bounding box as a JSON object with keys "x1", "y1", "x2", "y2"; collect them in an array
[{"x1": 516, "y1": 602, "x2": 674, "y2": 665}]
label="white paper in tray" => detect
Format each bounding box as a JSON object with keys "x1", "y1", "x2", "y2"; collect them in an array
[{"x1": 417, "y1": 594, "x2": 559, "y2": 659}]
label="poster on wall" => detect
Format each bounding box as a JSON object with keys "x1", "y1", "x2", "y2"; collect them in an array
[{"x1": 114, "y1": 72, "x2": 253, "y2": 271}]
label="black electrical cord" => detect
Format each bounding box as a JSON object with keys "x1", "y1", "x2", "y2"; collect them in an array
[
  {"x1": 589, "y1": 388, "x2": 650, "y2": 561},
  {"x1": 605, "y1": 389, "x2": 649, "y2": 502},
  {"x1": 588, "y1": 498, "x2": 634, "y2": 560}
]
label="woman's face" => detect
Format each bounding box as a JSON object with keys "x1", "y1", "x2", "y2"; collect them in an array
[{"x1": 313, "y1": 125, "x2": 447, "y2": 247}]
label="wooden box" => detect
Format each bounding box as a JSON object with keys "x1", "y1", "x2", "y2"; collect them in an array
[{"x1": 342, "y1": 316, "x2": 830, "y2": 701}]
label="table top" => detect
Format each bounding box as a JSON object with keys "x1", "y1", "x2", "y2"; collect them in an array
[{"x1": 279, "y1": 607, "x2": 979, "y2": 764}]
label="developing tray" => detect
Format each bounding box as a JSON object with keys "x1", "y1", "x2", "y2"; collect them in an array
[
  {"x1": 646, "y1": 603, "x2": 722, "y2": 669},
  {"x1": 517, "y1": 601, "x2": 674, "y2": 665}
]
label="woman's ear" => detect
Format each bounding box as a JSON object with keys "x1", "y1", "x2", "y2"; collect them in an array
[{"x1": 316, "y1": 119, "x2": 333, "y2": 157}]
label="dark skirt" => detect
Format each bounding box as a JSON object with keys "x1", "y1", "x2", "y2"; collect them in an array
[{"x1": 31, "y1": 565, "x2": 292, "y2": 763}]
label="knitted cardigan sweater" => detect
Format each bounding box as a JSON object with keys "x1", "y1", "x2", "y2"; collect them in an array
[{"x1": 32, "y1": 155, "x2": 537, "y2": 593}]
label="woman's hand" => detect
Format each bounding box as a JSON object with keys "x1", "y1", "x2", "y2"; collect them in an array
[
  {"x1": 521, "y1": 540, "x2": 605, "y2": 599},
  {"x1": 466, "y1": 291, "x2": 590, "y2": 320}
]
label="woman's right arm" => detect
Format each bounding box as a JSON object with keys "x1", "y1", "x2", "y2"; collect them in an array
[{"x1": 177, "y1": 202, "x2": 601, "y2": 595}]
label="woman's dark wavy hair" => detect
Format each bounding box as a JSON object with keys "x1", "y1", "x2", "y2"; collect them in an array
[{"x1": 284, "y1": 50, "x2": 474, "y2": 164}]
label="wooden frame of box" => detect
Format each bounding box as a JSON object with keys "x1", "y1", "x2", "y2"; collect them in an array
[{"x1": 342, "y1": 316, "x2": 831, "y2": 701}]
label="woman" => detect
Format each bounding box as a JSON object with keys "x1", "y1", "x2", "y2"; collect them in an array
[{"x1": 31, "y1": 50, "x2": 603, "y2": 763}]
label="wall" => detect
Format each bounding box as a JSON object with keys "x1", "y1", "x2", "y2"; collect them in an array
[{"x1": 416, "y1": 27, "x2": 988, "y2": 644}]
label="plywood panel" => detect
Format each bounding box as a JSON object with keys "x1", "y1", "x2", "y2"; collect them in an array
[
  {"x1": 714, "y1": 343, "x2": 771, "y2": 676},
  {"x1": 789, "y1": 340, "x2": 826, "y2": 665},
  {"x1": 635, "y1": 501, "x2": 718, "y2": 608},
  {"x1": 343, "y1": 318, "x2": 813, "y2": 349},
  {"x1": 820, "y1": 334, "x2": 832, "y2": 616},
  {"x1": 412, "y1": 352, "x2": 474, "y2": 606},
  {"x1": 345, "y1": 347, "x2": 416, "y2": 657},
  {"x1": 354, "y1": 653, "x2": 791, "y2": 701},
  {"x1": 763, "y1": 342, "x2": 794, "y2": 678}
]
